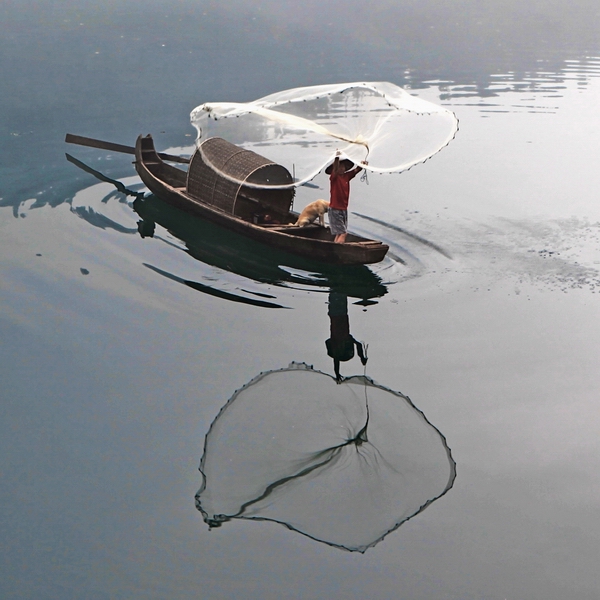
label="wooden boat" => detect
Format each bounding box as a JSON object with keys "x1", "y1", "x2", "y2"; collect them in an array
[{"x1": 133, "y1": 134, "x2": 389, "y2": 265}]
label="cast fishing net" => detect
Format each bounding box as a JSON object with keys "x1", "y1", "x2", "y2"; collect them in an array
[
  {"x1": 190, "y1": 82, "x2": 459, "y2": 189},
  {"x1": 195, "y1": 362, "x2": 456, "y2": 552}
]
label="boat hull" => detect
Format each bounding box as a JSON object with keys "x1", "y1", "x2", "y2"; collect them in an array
[{"x1": 134, "y1": 135, "x2": 389, "y2": 265}]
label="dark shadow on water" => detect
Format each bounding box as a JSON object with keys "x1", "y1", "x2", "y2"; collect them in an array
[
  {"x1": 71, "y1": 204, "x2": 139, "y2": 235},
  {"x1": 143, "y1": 263, "x2": 289, "y2": 309},
  {"x1": 195, "y1": 301, "x2": 455, "y2": 551},
  {"x1": 66, "y1": 153, "x2": 142, "y2": 198},
  {"x1": 195, "y1": 362, "x2": 456, "y2": 553}
]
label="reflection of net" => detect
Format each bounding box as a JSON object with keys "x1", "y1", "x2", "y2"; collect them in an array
[
  {"x1": 190, "y1": 82, "x2": 459, "y2": 189},
  {"x1": 196, "y1": 362, "x2": 456, "y2": 552}
]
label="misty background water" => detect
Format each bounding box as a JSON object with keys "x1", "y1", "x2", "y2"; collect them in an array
[{"x1": 1, "y1": 1, "x2": 600, "y2": 599}]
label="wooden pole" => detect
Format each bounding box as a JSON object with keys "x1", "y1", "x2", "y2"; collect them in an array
[{"x1": 65, "y1": 134, "x2": 190, "y2": 164}]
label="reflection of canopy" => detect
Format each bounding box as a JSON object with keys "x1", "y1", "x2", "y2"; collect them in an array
[
  {"x1": 190, "y1": 82, "x2": 459, "y2": 188},
  {"x1": 196, "y1": 362, "x2": 456, "y2": 552}
]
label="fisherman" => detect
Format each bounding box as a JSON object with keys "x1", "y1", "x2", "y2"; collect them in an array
[{"x1": 327, "y1": 151, "x2": 366, "y2": 243}]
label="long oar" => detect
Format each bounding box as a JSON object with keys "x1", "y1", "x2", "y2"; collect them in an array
[{"x1": 65, "y1": 133, "x2": 190, "y2": 164}]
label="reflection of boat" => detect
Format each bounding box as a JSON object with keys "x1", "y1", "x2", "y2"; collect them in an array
[
  {"x1": 133, "y1": 134, "x2": 389, "y2": 265},
  {"x1": 196, "y1": 362, "x2": 456, "y2": 552},
  {"x1": 133, "y1": 194, "x2": 388, "y2": 302}
]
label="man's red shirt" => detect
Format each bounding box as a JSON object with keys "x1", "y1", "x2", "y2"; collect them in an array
[{"x1": 329, "y1": 170, "x2": 358, "y2": 210}]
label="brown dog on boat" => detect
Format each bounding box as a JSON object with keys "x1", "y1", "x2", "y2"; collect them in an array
[{"x1": 294, "y1": 199, "x2": 330, "y2": 227}]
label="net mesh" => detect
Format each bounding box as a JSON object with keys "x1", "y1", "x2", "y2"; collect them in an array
[
  {"x1": 195, "y1": 362, "x2": 456, "y2": 552},
  {"x1": 190, "y1": 82, "x2": 459, "y2": 189}
]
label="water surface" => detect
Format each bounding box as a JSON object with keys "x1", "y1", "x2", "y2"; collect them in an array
[{"x1": 2, "y1": 2, "x2": 600, "y2": 599}]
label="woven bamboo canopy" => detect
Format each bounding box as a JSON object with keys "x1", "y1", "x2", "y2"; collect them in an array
[{"x1": 186, "y1": 137, "x2": 294, "y2": 218}]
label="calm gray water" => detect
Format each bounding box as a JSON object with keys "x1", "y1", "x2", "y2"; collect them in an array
[{"x1": 2, "y1": 1, "x2": 600, "y2": 599}]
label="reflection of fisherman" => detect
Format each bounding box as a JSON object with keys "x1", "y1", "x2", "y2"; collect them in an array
[
  {"x1": 326, "y1": 292, "x2": 367, "y2": 383},
  {"x1": 327, "y1": 151, "x2": 366, "y2": 244}
]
